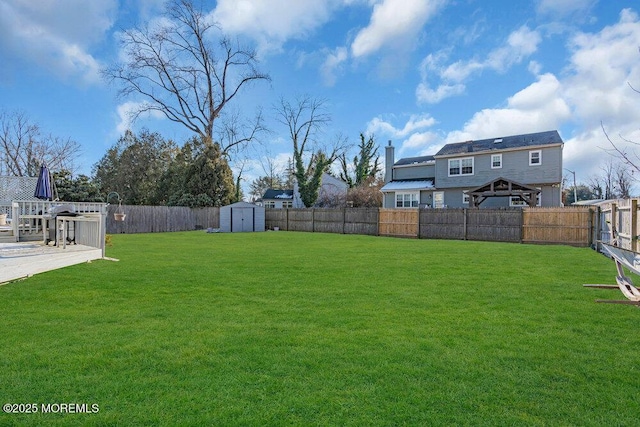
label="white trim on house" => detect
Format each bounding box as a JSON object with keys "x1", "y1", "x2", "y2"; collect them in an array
[
  {"x1": 395, "y1": 192, "x2": 419, "y2": 208},
  {"x1": 448, "y1": 157, "x2": 474, "y2": 177},
  {"x1": 529, "y1": 150, "x2": 542, "y2": 166},
  {"x1": 491, "y1": 154, "x2": 502, "y2": 169}
]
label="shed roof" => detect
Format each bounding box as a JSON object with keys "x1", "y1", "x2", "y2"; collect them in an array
[
  {"x1": 222, "y1": 201, "x2": 263, "y2": 209},
  {"x1": 435, "y1": 130, "x2": 562, "y2": 157},
  {"x1": 263, "y1": 189, "x2": 293, "y2": 200},
  {"x1": 380, "y1": 179, "x2": 434, "y2": 192}
]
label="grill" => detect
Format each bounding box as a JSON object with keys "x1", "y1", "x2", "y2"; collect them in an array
[{"x1": 45, "y1": 204, "x2": 79, "y2": 246}]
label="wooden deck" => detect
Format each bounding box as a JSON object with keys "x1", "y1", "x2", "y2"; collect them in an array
[{"x1": 0, "y1": 242, "x2": 104, "y2": 285}]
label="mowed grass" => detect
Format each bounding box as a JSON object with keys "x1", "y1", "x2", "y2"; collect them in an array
[{"x1": 1, "y1": 231, "x2": 639, "y2": 426}]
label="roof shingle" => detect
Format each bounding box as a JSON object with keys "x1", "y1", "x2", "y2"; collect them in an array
[{"x1": 435, "y1": 130, "x2": 562, "y2": 157}]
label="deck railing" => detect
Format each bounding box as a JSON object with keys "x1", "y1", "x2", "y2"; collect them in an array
[{"x1": 10, "y1": 201, "x2": 107, "y2": 255}]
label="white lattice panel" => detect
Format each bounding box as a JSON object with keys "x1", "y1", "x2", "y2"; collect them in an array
[{"x1": 0, "y1": 176, "x2": 38, "y2": 203}]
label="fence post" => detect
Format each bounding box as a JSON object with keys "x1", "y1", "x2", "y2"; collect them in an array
[
  {"x1": 611, "y1": 202, "x2": 617, "y2": 243},
  {"x1": 285, "y1": 208, "x2": 289, "y2": 231},
  {"x1": 312, "y1": 208, "x2": 315, "y2": 233},
  {"x1": 342, "y1": 208, "x2": 346, "y2": 234},
  {"x1": 520, "y1": 208, "x2": 524, "y2": 243},
  {"x1": 462, "y1": 209, "x2": 468, "y2": 240},
  {"x1": 632, "y1": 199, "x2": 638, "y2": 252}
]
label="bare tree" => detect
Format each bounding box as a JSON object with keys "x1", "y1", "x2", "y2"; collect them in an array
[
  {"x1": 275, "y1": 95, "x2": 346, "y2": 207},
  {"x1": 600, "y1": 159, "x2": 618, "y2": 199},
  {"x1": 102, "y1": 0, "x2": 270, "y2": 152},
  {"x1": 587, "y1": 175, "x2": 604, "y2": 199},
  {"x1": 601, "y1": 122, "x2": 640, "y2": 177},
  {"x1": 0, "y1": 110, "x2": 81, "y2": 176},
  {"x1": 587, "y1": 159, "x2": 634, "y2": 199},
  {"x1": 615, "y1": 162, "x2": 634, "y2": 198}
]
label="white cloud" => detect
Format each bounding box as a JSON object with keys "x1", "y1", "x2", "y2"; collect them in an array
[
  {"x1": 211, "y1": 0, "x2": 343, "y2": 54},
  {"x1": 0, "y1": 0, "x2": 116, "y2": 84},
  {"x1": 444, "y1": 73, "x2": 570, "y2": 144},
  {"x1": 115, "y1": 101, "x2": 165, "y2": 136},
  {"x1": 321, "y1": 47, "x2": 349, "y2": 86},
  {"x1": 417, "y1": 26, "x2": 542, "y2": 104},
  {"x1": 351, "y1": 0, "x2": 445, "y2": 58},
  {"x1": 366, "y1": 114, "x2": 440, "y2": 155},
  {"x1": 537, "y1": 0, "x2": 595, "y2": 17},
  {"x1": 367, "y1": 114, "x2": 436, "y2": 138},
  {"x1": 564, "y1": 9, "x2": 640, "y2": 126},
  {"x1": 415, "y1": 83, "x2": 465, "y2": 104},
  {"x1": 486, "y1": 26, "x2": 542, "y2": 70},
  {"x1": 559, "y1": 8, "x2": 640, "y2": 180}
]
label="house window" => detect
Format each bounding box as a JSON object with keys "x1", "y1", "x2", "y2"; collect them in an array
[
  {"x1": 448, "y1": 157, "x2": 474, "y2": 176},
  {"x1": 264, "y1": 201, "x2": 275, "y2": 208},
  {"x1": 529, "y1": 150, "x2": 541, "y2": 166},
  {"x1": 510, "y1": 191, "x2": 541, "y2": 207},
  {"x1": 510, "y1": 196, "x2": 527, "y2": 207},
  {"x1": 491, "y1": 154, "x2": 502, "y2": 169},
  {"x1": 283, "y1": 201, "x2": 293, "y2": 208},
  {"x1": 463, "y1": 190, "x2": 470, "y2": 204},
  {"x1": 396, "y1": 192, "x2": 419, "y2": 208}
]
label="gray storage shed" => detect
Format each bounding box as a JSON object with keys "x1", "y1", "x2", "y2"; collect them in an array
[{"x1": 219, "y1": 202, "x2": 265, "y2": 232}]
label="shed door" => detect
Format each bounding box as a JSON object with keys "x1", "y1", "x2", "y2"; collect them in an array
[{"x1": 231, "y1": 208, "x2": 253, "y2": 232}]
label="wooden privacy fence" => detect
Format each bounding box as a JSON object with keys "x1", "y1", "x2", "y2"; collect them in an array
[
  {"x1": 106, "y1": 205, "x2": 219, "y2": 234},
  {"x1": 265, "y1": 208, "x2": 379, "y2": 235},
  {"x1": 106, "y1": 203, "x2": 596, "y2": 247},
  {"x1": 420, "y1": 209, "x2": 523, "y2": 242},
  {"x1": 379, "y1": 209, "x2": 418, "y2": 238},
  {"x1": 522, "y1": 207, "x2": 594, "y2": 246},
  {"x1": 598, "y1": 199, "x2": 639, "y2": 251},
  {"x1": 381, "y1": 207, "x2": 592, "y2": 246}
]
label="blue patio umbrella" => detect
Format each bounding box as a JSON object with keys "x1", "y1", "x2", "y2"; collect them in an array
[{"x1": 34, "y1": 164, "x2": 53, "y2": 200}]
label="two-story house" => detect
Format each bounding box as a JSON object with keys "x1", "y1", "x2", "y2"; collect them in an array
[{"x1": 381, "y1": 130, "x2": 563, "y2": 208}]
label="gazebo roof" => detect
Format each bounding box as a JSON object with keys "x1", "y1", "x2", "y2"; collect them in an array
[{"x1": 468, "y1": 177, "x2": 540, "y2": 208}]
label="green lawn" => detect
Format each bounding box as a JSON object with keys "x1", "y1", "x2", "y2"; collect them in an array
[{"x1": 0, "y1": 231, "x2": 638, "y2": 426}]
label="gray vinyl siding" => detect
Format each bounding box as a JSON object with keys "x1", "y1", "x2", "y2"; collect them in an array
[
  {"x1": 437, "y1": 184, "x2": 561, "y2": 208},
  {"x1": 383, "y1": 192, "x2": 395, "y2": 208},
  {"x1": 393, "y1": 164, "x2": 435, "y2": 181},
  {"x1": 435, "y1": 145, "x2": 562, "y2": 189}
]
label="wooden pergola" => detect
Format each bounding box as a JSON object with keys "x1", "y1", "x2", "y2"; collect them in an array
[{"x1": 468, "y1": 177, "x2": 540, "y2": 208}]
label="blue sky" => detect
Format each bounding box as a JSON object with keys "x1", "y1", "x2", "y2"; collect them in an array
[{"x1": 1, "y1": 0, "x2": 640, "y2": 195}]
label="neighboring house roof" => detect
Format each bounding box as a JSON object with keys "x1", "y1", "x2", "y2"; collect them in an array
[
  {"x1": 394, "y1": 155, "x2": 435, "y2": 166},
  {"x1": 319, "y1": 173, "x2": 349, "y2": 191},
  {"x1": 262, "y1": 189, "x2": 294, "y2": 200},
  {"x1": 435, "y1": 130, "x2": 562, "y2": 157},
  {"x1": 570, "y1": 199, "x2": 608, "y2": 206},
  {"x1": 380, "y1": 179, "x2": 435, "y2": 192}
]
